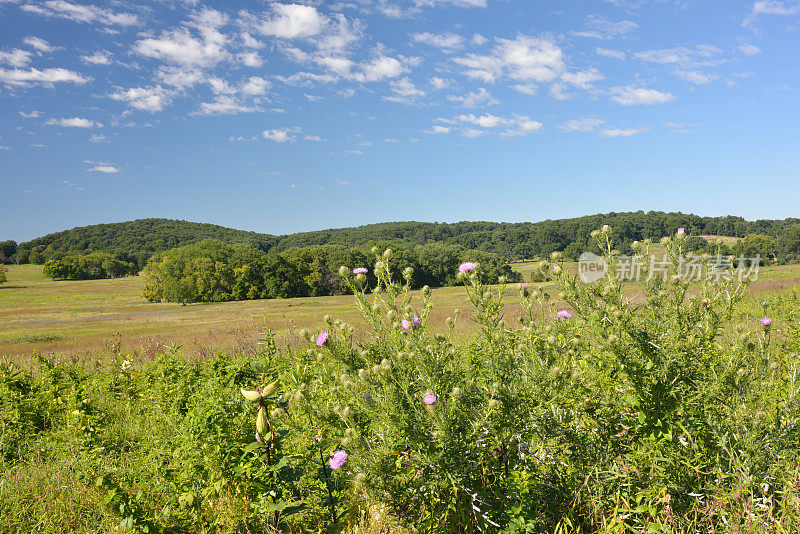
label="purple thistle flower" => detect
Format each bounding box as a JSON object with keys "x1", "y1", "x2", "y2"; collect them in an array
[
  {"x1": 412, "y1": 315, "x2": 421, "y2": 328},
  {"x1": 316, "y1": 331, "x2": 329, "y2": 346},
  {"x1": 760, "y1": 317, "x2": 772, "y2": 326},
  {"x1": 401, "y1": 319, "x2": 411, "y2": 330},
  {"x1": 353, "y1": 267, "x2": 368, "y2": 274},
  {"x1": 423, "y1": 394, "x2": 437, "y2": 405},
  {"x1": 458, "y1": 262, "x2": 477, "y2": 273},
  {"x1": 557, "y1": 310, "x2": 572, "y2": 319},
  {"x1": 329, "y1": 450, "x2": 348, "y2": 470},
  {"x1": 677, "y1": 228, "x2": 685, "y2": 234},
  {"x1": 363, "y1": 392, "x2": 370, "y2": 399}
]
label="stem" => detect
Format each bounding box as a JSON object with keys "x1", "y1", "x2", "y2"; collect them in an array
[{"x1": 319, "y1": 445, "x2": 338, "y2": 525}]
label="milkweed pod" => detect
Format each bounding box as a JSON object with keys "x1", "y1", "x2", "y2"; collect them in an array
[
  {"x1": 241, "y1": 388, "x2": 261, "y2": 402},
  {"x1": 256, "y1": 406, "x2": 268, "y2": 435},
  {"x1": 261, "y1": 380, "x2": 278, "y2": 398}
]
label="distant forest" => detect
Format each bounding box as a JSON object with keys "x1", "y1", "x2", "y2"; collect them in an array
[{"x1": 3, "y1": 211, "x2": 800, "y2": 271}]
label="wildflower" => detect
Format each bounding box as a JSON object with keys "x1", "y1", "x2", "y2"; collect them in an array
[
  {"x1": 329, "y1": 450, "x2": 348, "y2": 470},
  {"x1": 557, "y1": 310, "x2": 572, "y2": 319},
  {"x1": 760, "y1": 317, "x2": 772, "y2": 326},
  {"x1": 353, "y1": 267, "x2": 368, "y2": 274},
  {"x1": 401, "y1": 319, "x2": 411, "y2": 330},
  {"x1": 458, "y1": 262, "x2": 477, "y2": 273},
  {"x1": 423, "y1": 394, "x2": 437, "y2": 405},
  {"x1": 677, "y1": 228, "x2": 685, "y2": 234},
  {"x1": 363, "y1": 392, "x2": 370, "y2": 399},
  {"x1": 316, "y1": 331, "x2": 329, "y2": 346},
  {"x1": 412, "y1": 315, "x2": 421, "y2": 328}
]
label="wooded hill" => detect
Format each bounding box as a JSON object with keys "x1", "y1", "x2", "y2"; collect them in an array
[{"x1": 9, "y1": 211, "x2": 800, "y2": 268}]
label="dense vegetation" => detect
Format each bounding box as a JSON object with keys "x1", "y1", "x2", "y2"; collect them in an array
[
  {"x1": 142, "y1": 239, "x2": 520, "y2": 303},
  {"x1": 42, "y1": 252, "x2": 138, "y2": 281},
  {"x1": 4, "y1": 226, "x2": 800, "y2": 532},
  {"x1": 7, "y1": 212, "x2": 800, "y2": 271}
]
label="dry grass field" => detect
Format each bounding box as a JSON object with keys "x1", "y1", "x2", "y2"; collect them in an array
[{"x1": 3, "y1": 260, "x2": 800, "y2": 363}]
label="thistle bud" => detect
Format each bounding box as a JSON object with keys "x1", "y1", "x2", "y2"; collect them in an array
[
  {"x1": 488, "y1": 399, "x2": 500, "y2": 409},
  {"x1": 552, "y1": 265, "x2": 562, "y2": 275},
  {"x1": 358, "y1": 368, "x2": 368, "y2": 380},
  {"x1": 451, "y1": 387, "x2": 463, "y2": 396},
  {"x1": 324, "y1": 315, "x2": 332, "y2": 323},
  {"x1": 590, "y1": 230, "x2": 600, "y2": 238},
  {"x1": 338, "y1": 265, "x2": 349, "y2": 277},
  {"x1": 380, "y1": 358, "x2": 391, "y2": 370},
  {"x1": 342, "y1": 406, "x2": 351, "y2": 418},
  {"x1": 371, "y1": 364, "x2": 382, "y2": 374},
  {"x1": 661, "y1": 237, "x2": 671, "y2": 246},
  {"x1": 371, "y1": 246, "x2": 379, "y2": 254},
  {"x1": 403, "y1": 266, "x2": 413, "y2": 278},
  {"x1": 383, "y1": 249, "x2": 393, "y2": 259},
  {"x1": 498, "y1": 275, "x2": 506, "y2": 284},
  {"x1": 422, "y1": 285, "x2": 431, "y2": 296},
  {"x1": 608, "y1": 334, "x2": 618, "y2": 344}
]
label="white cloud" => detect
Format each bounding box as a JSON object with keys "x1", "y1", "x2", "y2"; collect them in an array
[
  {"x1": 0, "y1": 48, "x2": 33, "y2": 67},
  {"x1": 263, "y1": 127, "x2": 300, "y2": 142},
  {"x1": 446, "y1": 87, "x2": 498, "y2": 108},
  {"x1": 198, "y1": 95, "x2": 261, "y2": 115},
  {"x1": 745, "y1": 0, "x2": 799, "y2": 23},
  {"x1": 241, "y1": 76, "x2": 270, "y2": 95},
  {"x1": 635, "y1": 45, "x2": 722, "y2": 66},
  {"x1": 19, "y1": 110, "x2": 41, "y2": 118},
  {"x1": 352, "y1": 56, "x2": 406, "y2": 82},
  {"x1": 438, "y1": 113, "x2": 542, "y2": 136},
  {"x1": 110, "y1": 85, "x2": 172, "y2": 112},
  {"x1": 304, "y1": 135, "x2": 324, "y2": 141},
  {"x1": 595, "y1": 47, "x2": 626, "y2": 60},
  {"x1": 411, "y1": 31, "x2": 464, "y2": 51},
  {"x1": 561, "y1": 68, "x2": 604, "y2": 89},
  {"x1": 135, "y1": 28, "x2": 228, "y2": 67},
  {"x1": 246, "y1": 4, "x2": 328, "y2": 39},
  {"x1": 560, "y1": 117, "x2": 605, "y2": 132},
  {"x1": 240, "y1": 32, "x2": 264, "y2": 49},
  {"x1": 237, "y1": 51, "x2": 263, "y2": 67},
  {"x1": 384, "y1": 77, "x2": 425, "y2": 103},
  {"x1": 600, "y1": 127, "x2": 648, "y2": 137},
  {"x1": 425, "y1": 125, "x2": 450, "y2": 134},
  {"x1": 87, "y1": 164, "x2": 120, "y2": 173},
  {"x1": 21, "y1": 1, "x2": 139, "y2": 26},
  {"x1": 414, "y1": 0, "x2": 487, "y2": 6},
  {"x1": 429, "y1": 76, "x2": 451, "y2": 89},
  {"x1": 47, "y1": 117, "x2": 101, "y2": 128},
  {"x1": 156, "y1": 66, "x2": 204, "y2": 88},
  {"x1": 453, "y1": 35, "x2": 565, "y2": 84},
  {"x1": 674, "y1": 70, "x2": 719, "y2": 85},
  {"x1": 80, "y1": 51, "x2": 112, "y2": 65},
  {"x1": 0, "y1": 67, "x2": 90, "y2": 87},
  {"x1": 739, "y1": 43, "x2": 761, "y2": 56},
  {"x1": 472, "y1": 33, "x2": 488, "y2": 45},
  {"x1": 207, "y1": 77, "x2": 235, "y2": 94},
  {"x1": 89, "y1": 134, "x2": 108, "y2": 142},
  {"x1": 574, "y1": 16, "x2": 638, "y2": 39},
  {"x1": 23, "y1": 36, "x2": 58, "y2": 53},
  {"x1": 609, "y1": 86, "x2": 674, "y2": 105}
]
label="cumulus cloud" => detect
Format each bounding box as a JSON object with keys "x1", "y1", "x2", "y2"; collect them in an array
[
  {"x1": 411, "y1": 31, "x2": 464, "y2": 51},
  {"x1": 446, "y1": 87, "x2": 498, "y2": 108},
  {"x1": 635, "y1": 45, "x2": 722, "y2": 66},
  {"x1": 384, "y1": 77, "x2": 426, "y2": 103},
  {"x1": 674, "y1": 70, "x2": 719, "y2": 85},
  {"x1": 241, "y1": 75, "x2": 270, "y2": 95},
  {"x1": 600, "y1": 127, "x2": 648, "y2": 137},
  {"x1": 23, "y1": 36, "x2": 58, "y2": 53},
  {"x1": 263, "y1": 127, "x2": 301, "y2": 142},
  {"x1": 47, "y1": 117, "x2": 101, "y2": 127},
  {"x1": 0, "y1": 48, "x2": 33, "y2": 67},
  {"x1": 87, "y1": 164, "x2": 120, "y2": 173},
  {"x1": 738, "y1": 43, "x2": 761, "y2": 56},
  {"x1": 246, "y1": 4, "x2": 328, "y2": 39},
  {"x1": 21, "y1": 1, "x2": 139, "y2": 26},
  {"x1": 0, "y1": 67, "x2": 89, "y2": 87},
  {"x1": 574, "y1": 16, "x2": 638, "y2": 39},
  {"x1": 436, "y1": 113, "x2": 542, "y2": 136},
  {"x1": 595, "y1": 47, "x2": 626, "y2": 60},
  {"x1": 560, "y1": 117, "x2": 605, "y2": 132},
  {"x1": 453, "y1": 35, "x2": 565, "y2": 84},
  {"x1": 134, "y1": 8, "x2": 229, "y2": 68},
  {"x1": 110, "y1": 85, "x2": 172, "y2": 112},
  {"x1": 609, "y1": 86, "x2": 675, "y2": 105},
  {"x1": 429, "y1": 76, "x2": 451, "y2": 89},
  {"x1": 198, "y1": 95, "x2": 261, "y2": 115},
  {"x1": 414, "y1": 0, "x2": 487, "y2": 6},
  {"x1": 80, "y1": 51, "x2": 112, "y2": 65},
  {"x1": 744, "y1": 1, "x2": 800, "y2": 25}
]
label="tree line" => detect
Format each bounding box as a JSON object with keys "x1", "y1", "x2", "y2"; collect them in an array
[
  {"x1": 142, "y1": 239, "x2": 521, "y2": 304},
  {"x1": 4, "y1": 211, "x2": 800, "y2": 273},
  {"x1": 41, "y1": 252, "x2": 138, "y2": 281}
]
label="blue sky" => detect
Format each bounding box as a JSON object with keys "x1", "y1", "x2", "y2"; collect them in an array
[{"x1": 1, "y1": 0, "x2": 799, "y2": 241}]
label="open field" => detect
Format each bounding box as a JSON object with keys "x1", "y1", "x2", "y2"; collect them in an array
[{"x1": 3, "y1": 261, "x2": 800, "y2": 362}]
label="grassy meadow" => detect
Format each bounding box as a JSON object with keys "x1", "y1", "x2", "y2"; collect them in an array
[
  {"x1": 4, "y1": 246, "x2": 800, "y2": 532},
  {"x1": 1, "y1": 256, "x2": 796, "y2": 363}
]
